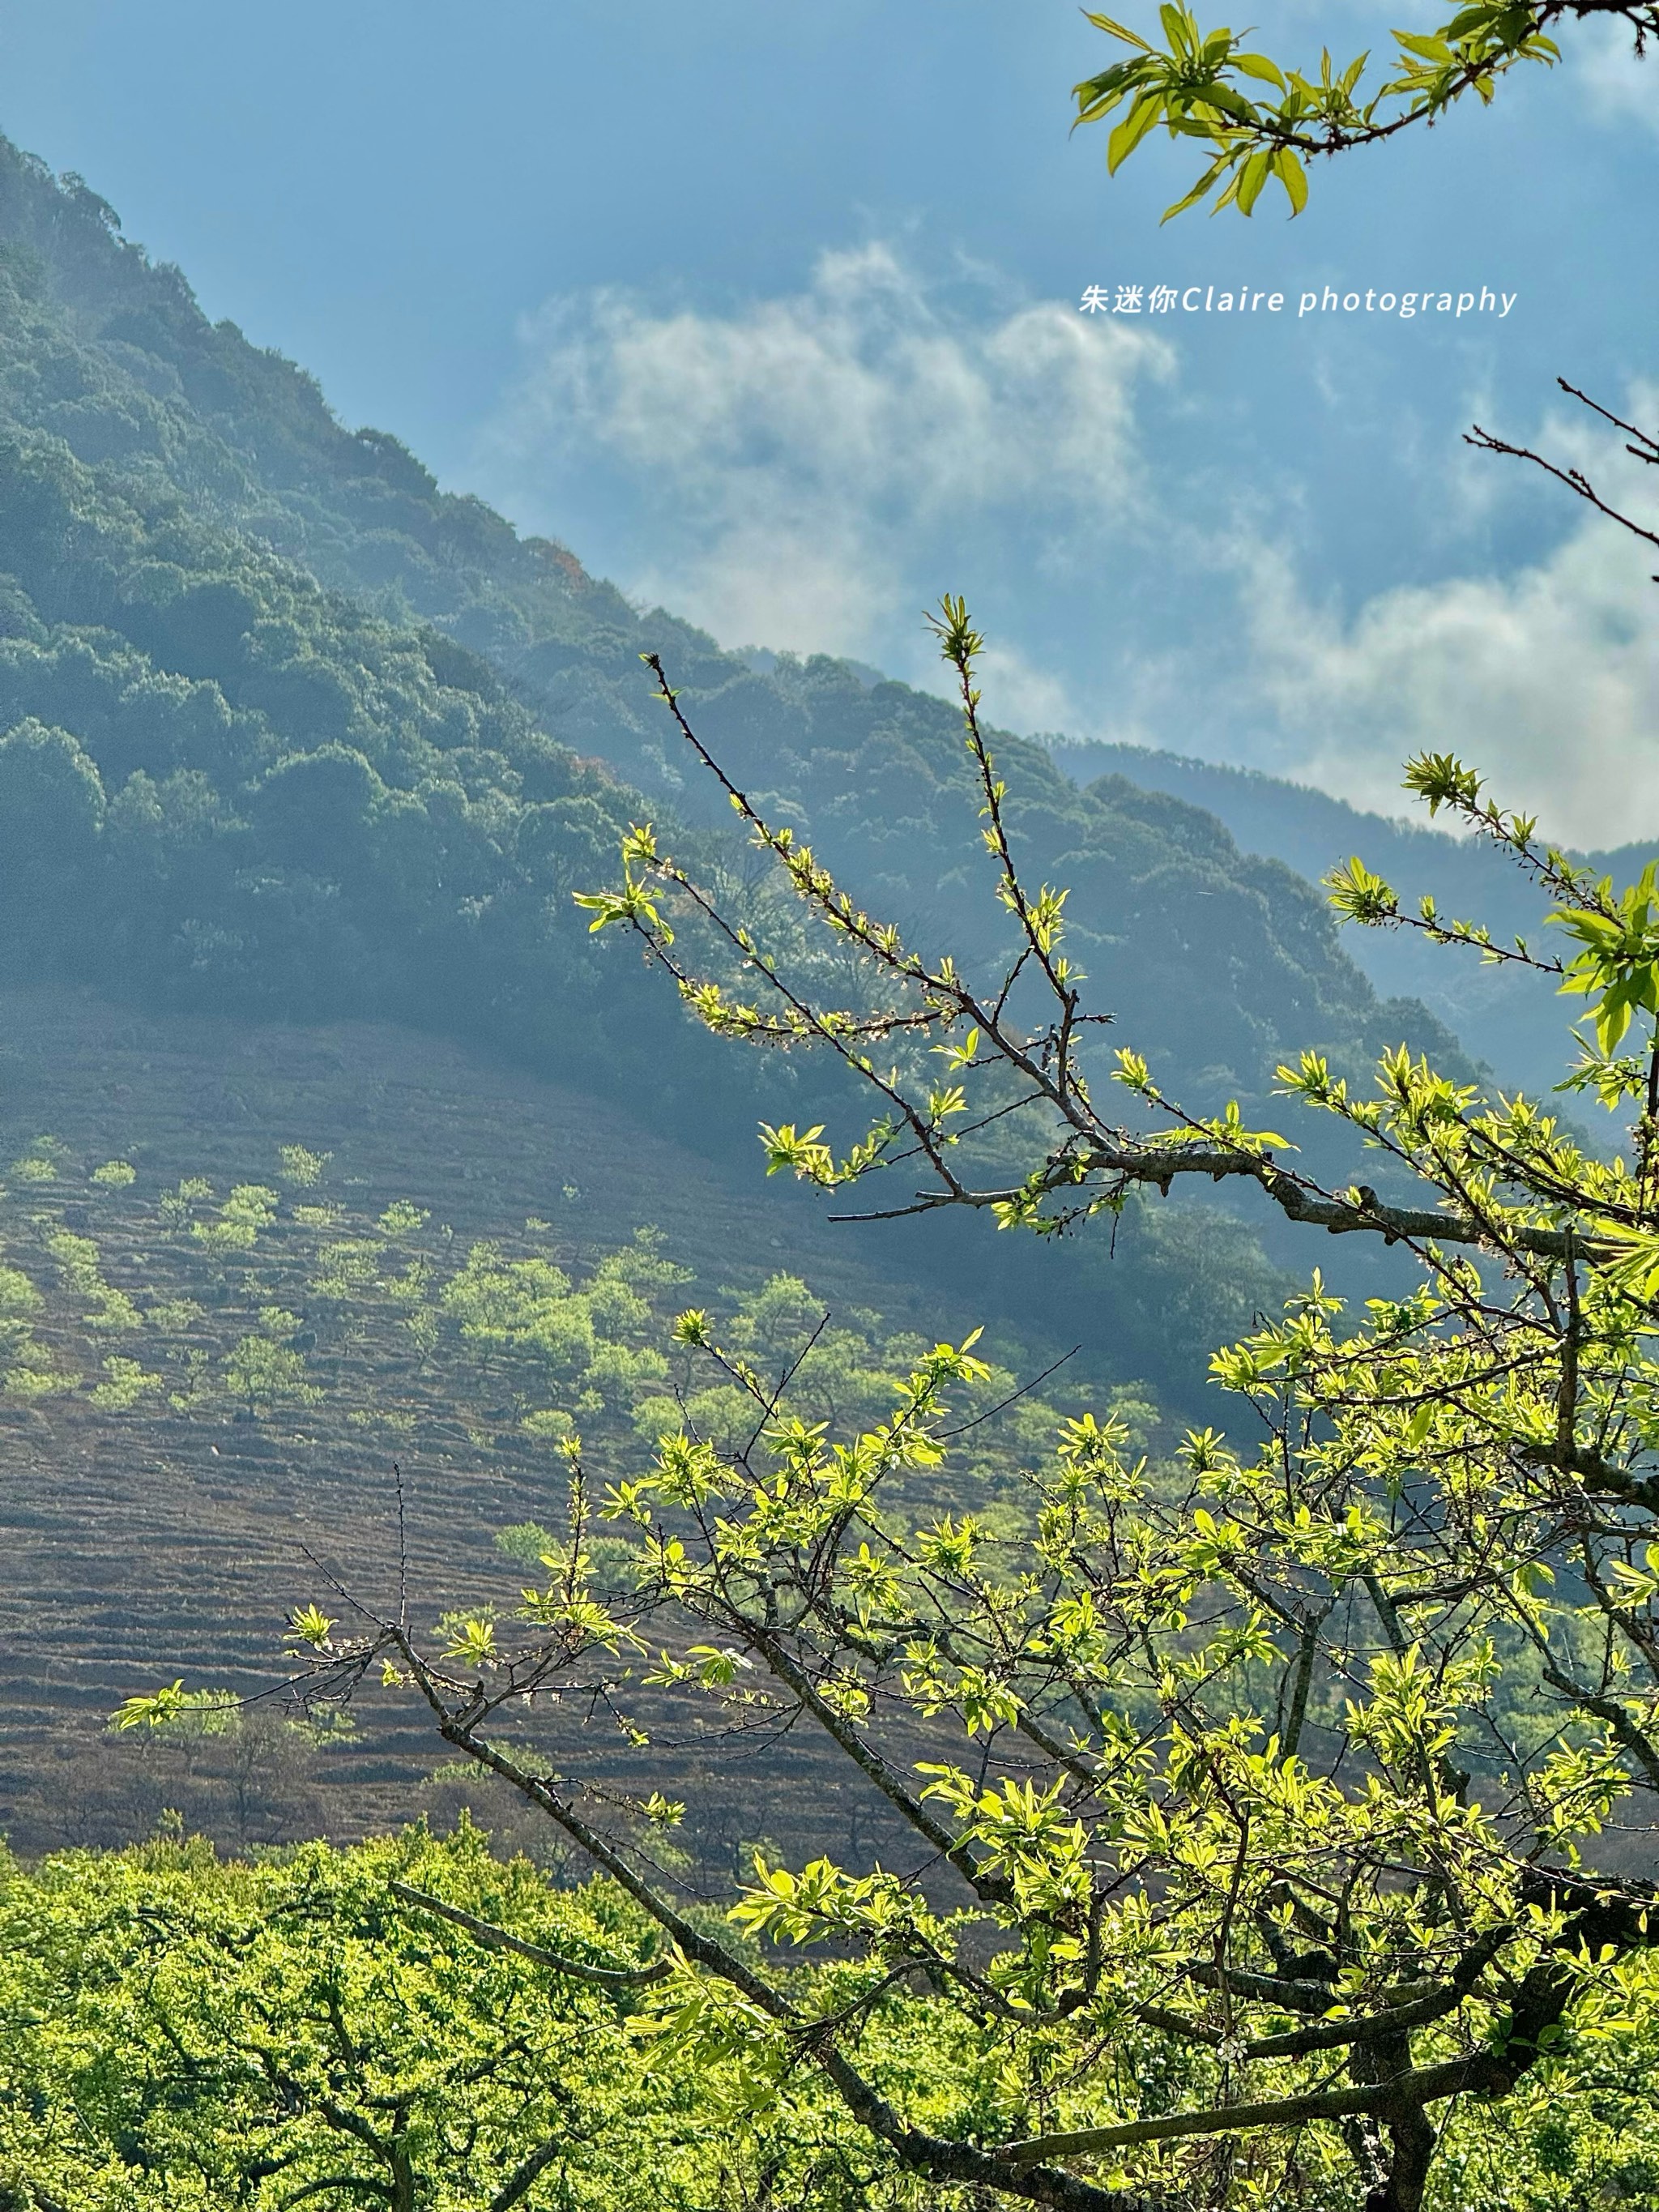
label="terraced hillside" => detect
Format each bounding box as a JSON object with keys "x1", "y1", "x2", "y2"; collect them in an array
[{"x1": 0, "y1": 986, "x2": 1152, "y2": 1862}]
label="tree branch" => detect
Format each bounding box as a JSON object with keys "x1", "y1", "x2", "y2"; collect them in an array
[
  {"x1": 488, "y1": 2132, "x2": 569, "y2": 2212},
  {"x1": 387, "y1": 1882, "x2": 671, "y2": 1988},
  {"x1": 996, "y1": 2056, "x2": 1497, "y2": 2163}
]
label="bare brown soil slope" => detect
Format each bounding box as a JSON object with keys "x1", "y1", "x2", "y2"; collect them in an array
[{"x1": 0, "y1": 988, "x2": 1043, "y2": 1863}]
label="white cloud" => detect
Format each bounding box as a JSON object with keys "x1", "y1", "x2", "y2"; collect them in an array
[
  {"x1": 1576, "y1": 18, "x2": 1659, "y2": 135},
  {"x1": 483, "y1": 247, "x2": 1659, "y2": 851},
  {"x1": 1241, "y1": 446, "x2": 1659, "y2": 848},
  {"x1": 973, "y1": 638, "x2": 1086, "y2": 736},
  {"x1": 482, "y1": 243, "x2": 1171, "y2": 690}
]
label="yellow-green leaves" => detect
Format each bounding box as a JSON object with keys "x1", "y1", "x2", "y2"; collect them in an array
[
  {"x1": 573, "y1": 824, "x2": 673, "y2": 940},
  {"x1": 904, "y1": 1638, "x2": 1021, "y2": 1735},
  {"x1": 441, "y1": 1612, "x2": 499, "y2": 1668},
  {"x1": 729, "y1": 1855, "x2": 928, "y2": 1957},
  {"x1": 1555, "y1": 862, "x2": 1659, "y2": 1053},
  {"x1": 757, "y1": 1121, "x2": 834, "y2": 1184},
  {"x1": 190, "y1": 1182, "x2": 279, "y2": 1254},
  {"x1": 647, "y1": 1428, "x2": 732, "y2": 1510},
  {"x1": 109, "y1": 1677, "x2": 189, "y2": 1732},
  {"x1": 1593, "y1": 1226, "x2": 1659, "y2": 1303},
  {"x1": 1075, "y1": 7, "x2": 1336, "y2": 218},
  {"x1": 1384, "y1": 1, "x2": 1560, "y2": 114},
  {"x1": 89, "y1": 1355, "x2": 163, "y2": 1411},
  {"x1": 1076, "y1": 3, "x2": 1571, "y2": 220},
  {"x1": 276, "y1": 1142, "x2": 331, "y2": 1187},
  {"x1": 45, "y1": 1228, "x2": 140, "y2": 1334},
  {"x1": 572, "y1": 883, "x2": 669, "y2": 939},
  {"x1": 1346, "y1": 1644, "x2": 1494, "y2": 1784},
  {"x1": 1208, "y1": 1098, "x2": 1290, "y2": 1155},
  {"x1": 916, "y1": 1512, "x2": 983, "y2": 1576},
  {"x1": 1404, "y1": 749, "x2": 1484, "y2": 815},
  {"x1": 684, "y1": 1643, "x2": 749, "y2": 1688},
  {"x1": 1005, "y1": 882, "x2": 1069, "y2": 957},
  {"x1": 1325, "y1": 854, "x2": 1401, "y2": 929},
  {"x1": 1270, "y1": 143, "x2": 1308, "y2": 214},
  {"x1": 920, "y1": 1770, "x2": 1090, "y2": 1913},
  {"x1": 926, "y1": 592, "x2": 986, "y2": 674},
  {"x1": 843, "y1": 1539, "x2": 902, "y2": 1624}
]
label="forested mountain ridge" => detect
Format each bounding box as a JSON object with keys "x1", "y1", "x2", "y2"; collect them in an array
[
  {"x1": 1047, "y1": 737, "x2": 1656, "y2": 1104},
  {"x1": 0, "y1": 131, "x2": 1472, "y2": 1379}
]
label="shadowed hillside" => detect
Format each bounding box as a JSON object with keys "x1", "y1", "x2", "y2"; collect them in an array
[
  {"x1": 0, "y1": 984, "x2": 1166, "y2": 1860},
  {"x1": 1047, "y1": 737, "x2": 1655, "y2": 1104}
]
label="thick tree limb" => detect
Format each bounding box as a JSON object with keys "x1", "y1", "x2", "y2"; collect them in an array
[
  {"x1": 852, "y1": 1140, "x2": 1603, "y2": 1264},
  {"x1": 1519, "y1": 1440, "x2": 1659, "y2": 1514},
  {"x1": 996, "y1": 2055, "x2": 1496, "y2": 2163},
  {"x1": 1238, "y1": 1926, "x2": 1508, "y2": 2059},
  {"x1": 488, "y1": 2132, "x2": 570, "y2": 2212},
  {"x1": 408, "y1": 1665, "x2": 1140, "y2": 2212},
  {"x1": 744, "y1": 1623, "x2": 1015, "y2": 1905},
  {"x1": 997, "y1": 1877, "x2": 1654, "y2": 2167}
]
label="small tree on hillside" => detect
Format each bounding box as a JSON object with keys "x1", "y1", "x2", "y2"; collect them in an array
[{"x1": 224, "y1": 1310, "x2": 317, "y2": 1420}]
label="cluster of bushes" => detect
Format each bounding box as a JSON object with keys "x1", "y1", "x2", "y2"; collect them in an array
[
  {"x1": 1, "y1": 1133, "x2": 1146, "y2": 1476},
  {"x1": 0, "y1": 1821, "x2": 1653, "y2": 2211}
]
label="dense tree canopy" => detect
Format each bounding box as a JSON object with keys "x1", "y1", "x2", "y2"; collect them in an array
[
  {"x1": 7, "y1": 1820, "x2": 1659, "y2": 2210},
  {"x1": 0, "y1": 1823, "x2": 881, "y2": 2210}
]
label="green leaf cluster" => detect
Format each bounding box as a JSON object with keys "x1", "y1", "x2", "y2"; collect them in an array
[{"x1": 1073, "y1": 1, "x2": 1606, "y2": 220}]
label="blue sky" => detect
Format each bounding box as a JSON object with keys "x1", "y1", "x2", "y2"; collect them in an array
[{"x1": 2, "y1": 1, "x2": 1656, "y2": 840}]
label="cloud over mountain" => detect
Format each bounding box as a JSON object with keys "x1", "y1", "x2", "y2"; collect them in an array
[
  {"x1": 1239, "y1": 392, "x2": 1659, "y2": 847},
  {"x1": 484, "y1": 247, "x2": 1659, "y2": 848},
  {"x1": 481, "y1": 242, "x2": 1169, "y2": 711}
]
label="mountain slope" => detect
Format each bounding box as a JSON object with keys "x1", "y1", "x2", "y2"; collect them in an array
[
  {"x1": 0, "y1": 128, "x2": 1550, "y2": 1849},
  {"x1": 0, "y1": 982, "x2": 1166, "y2": 1856},
  {"x1": 0, "y1": 130, "x2": 1477, "y2": 1380}
]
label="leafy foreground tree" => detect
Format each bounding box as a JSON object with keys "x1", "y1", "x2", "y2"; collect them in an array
[
  {"x1": 201, "y1": 416, "x2": 1659, "y2": 2212},
  {"x1": 1072, "y1": 0, "x2": 1655, "y2": 219}
]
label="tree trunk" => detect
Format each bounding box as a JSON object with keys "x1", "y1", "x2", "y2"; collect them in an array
[
  {"x1": 1364, "y1": 2101, "x2": 1435, "y2": 2212},
  {"x1": 1354, "y1": 2032, "x2": 1437, "y2": 2212},
  {"x1": 390, "y1": 2135, "x2": 416, "y2": 2212}
]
